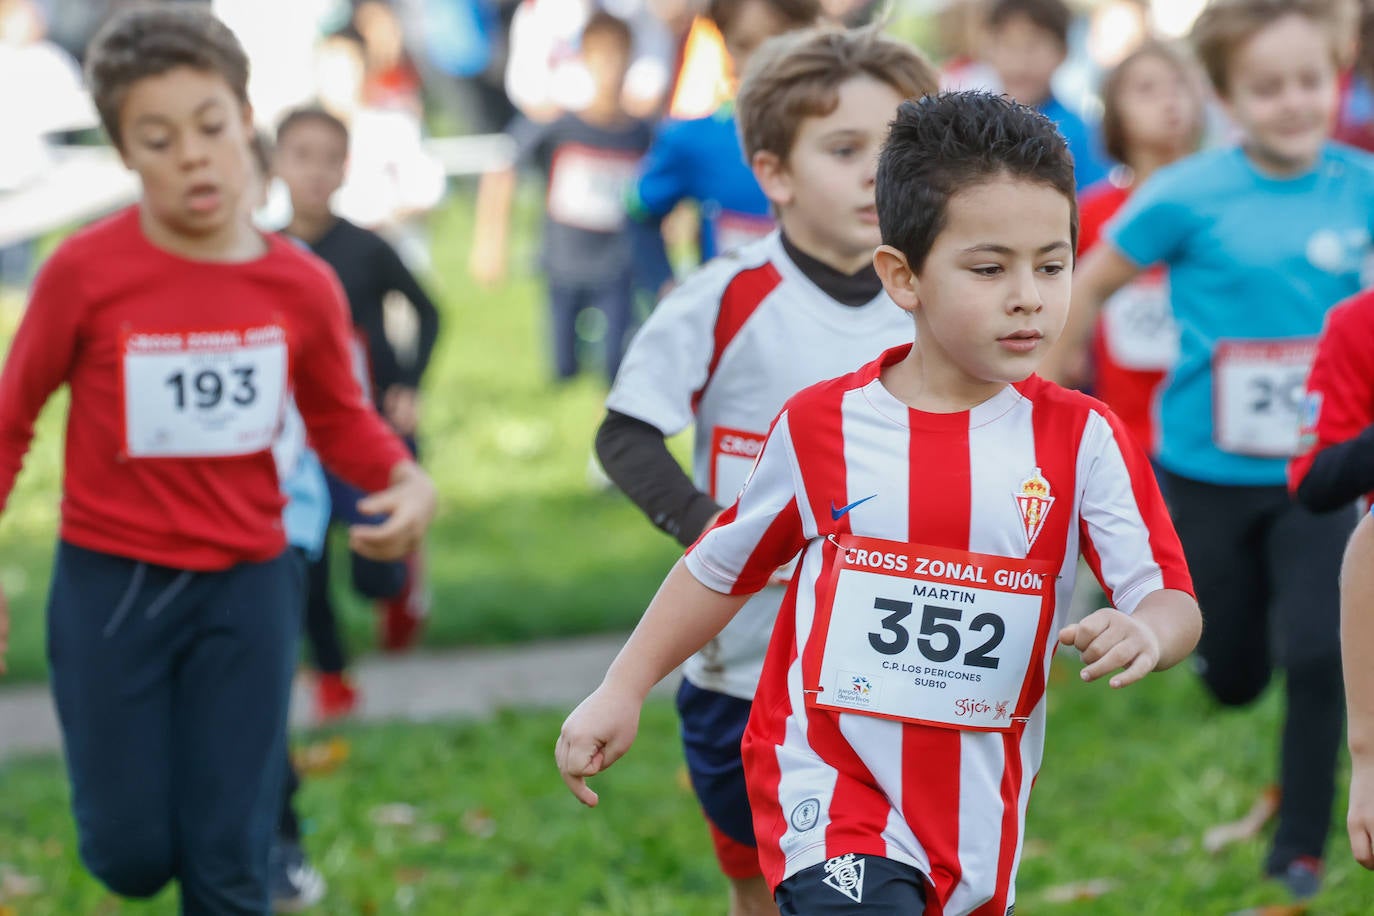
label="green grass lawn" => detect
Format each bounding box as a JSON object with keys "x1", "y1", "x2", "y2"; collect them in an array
[
  {"x1": 0, "y1": 189, "x2": 682, "y2": 684},
  {"x1": 2, "y1": 667, "x2": 1373, "y2": 913}
]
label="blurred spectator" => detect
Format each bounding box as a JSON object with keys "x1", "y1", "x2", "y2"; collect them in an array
[
  {"x1": 504, "y1": 0, "x2": 675, "y2": 121},
  {"x1": 937, "y1": 0, "x2": 1000, "y2": 90},
  {"x1": 0, "y1": 0, "x2": 95, "y2": 289},
  {"x1": 627, "y1": 0, "x2": 820, "y2": 302},
  {"x1": 34, "y1": 0, "x2": 113, "y2": 63},
  {"x1": 1080, "y1": 41, "x2": 1206, "y2": 453},
  {"x1": 1336, "y1": 0, "x2": 1374, "y2": 151},
  {"x1": 983, "y1": 0, "x2": 1112, "y2": 187},
  {"x1": 212, "y1": 0, "x2": 339, "y2": 130},
  {"x1": 407, "y1": 0, "x2": 519, "y2": 134},
  {"x1": 354, "y1": 0, "x2": 425, "y2": 116},
  {"x1": 313, "y1": 16, "x2": 446, "y2": 265},
  {"x1": 471, "y1": 11, "x2": 652, "y2": 383}
]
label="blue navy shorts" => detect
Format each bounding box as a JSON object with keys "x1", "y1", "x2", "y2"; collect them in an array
[{"x1": 675, "y1": 679, "x2": 760, "y2": 875}]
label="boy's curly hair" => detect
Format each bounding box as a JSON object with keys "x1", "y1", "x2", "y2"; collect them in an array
[
  {"x1": 876, "y1": 92, "x2": 1078, "y2": 272},
  {"x1": 85, "y1": 4, "x2": 250, "y2": 150}
]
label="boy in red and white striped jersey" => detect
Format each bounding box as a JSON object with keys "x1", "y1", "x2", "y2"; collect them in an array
[
  {"x1": 558, "y1": 92, "x2": 1201, "y2": 915},
  {"x1": 597, "y1": 25, "x2": 937, "y2": 914}
]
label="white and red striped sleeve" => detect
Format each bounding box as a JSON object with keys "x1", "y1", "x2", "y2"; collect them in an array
[
  {"x1": 684, "y1": 409, "x2": 809, "y2": 595},
  {"x1": 1077, "y1": 407, "x2": 1194, "y2": 613}
]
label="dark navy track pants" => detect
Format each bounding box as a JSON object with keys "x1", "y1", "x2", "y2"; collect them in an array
[{"x1": 46, "y1": 541, "x2": 302, "y2": 914}]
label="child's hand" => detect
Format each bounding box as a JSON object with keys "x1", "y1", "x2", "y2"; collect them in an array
[
  {"x1": 1058, "y1": 608, "x2": 1161, "y2": 689},
  {"x1": 1349, "y1": 759, "x2": 1374, "y2": 868},
  {"x1": 468, "y1": 243, "x2": 506, "y2": 288},
  {"x1": 556, "y1": 684, "x2": 643, "y2": 807},
  {"x1": 384, "y1": 385, "x2": 420, "y2": 437},
  {"x1": 348, "y1": 462, "x2": 436, "y2": 560}
]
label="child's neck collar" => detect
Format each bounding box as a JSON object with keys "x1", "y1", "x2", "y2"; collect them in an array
[{"x1": 778, "y1": 230, "x2": 881, "y2": 306}]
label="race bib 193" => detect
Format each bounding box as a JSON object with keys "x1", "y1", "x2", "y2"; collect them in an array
[
  {"x1": 805, "y1": 536, "x2": 1055, "y2": 731},
  {"x1": 1212, "y1": 338, "x2": 1316, "y2": 458},
  {"x1": 122, "y1": 325, "x2": 288, "y2": 458}
]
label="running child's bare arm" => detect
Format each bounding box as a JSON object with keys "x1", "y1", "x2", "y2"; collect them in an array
[
  {"x1": 556, "y1": 559, "x2": 749, "y2": 806},
  {"x1": 1342, "y1": 514, "x2": 1374, "y2": 868}
]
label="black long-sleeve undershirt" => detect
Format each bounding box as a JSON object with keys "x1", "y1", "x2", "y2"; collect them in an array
[
  {"x1": 308, "y1": 218, "x2": 441, "y2": 395},
  {"x1": 1294, "y1": 424, "x2": 1374, "y2": 513},
  {"x1": 595, "y1": 410, "x2": 722, "y2": 548}
]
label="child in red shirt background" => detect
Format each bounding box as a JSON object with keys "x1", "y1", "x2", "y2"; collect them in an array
[
  {"x1": 1077, "y1": 41, "x2": 1205, "y2": 453},
  {"x1": 0, "y1": 7, "x2": 435, "y2": 912}
]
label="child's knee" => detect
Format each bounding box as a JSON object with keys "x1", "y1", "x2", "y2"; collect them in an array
[
  {"x1": 1197, "y1": 656, "x2": 1270, "y2": 707},
  {"x1": 351, "y1": 554, "x2": 406, "y2": 599},
  {"x1": 81, "y1": 828, "x2": 173, "y2": 898}
]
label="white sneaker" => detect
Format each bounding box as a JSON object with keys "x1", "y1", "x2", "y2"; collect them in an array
[{"x1": 271, "y1": 840, "x2": 327, "y2": 913}]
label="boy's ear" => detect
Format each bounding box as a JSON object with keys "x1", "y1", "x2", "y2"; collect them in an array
[
  {"x1": 751, "y1": 149, "x2": 793, "y2": 209},
  {"x1": 874, "y1": 245, "x2": 920, "y2": 316}
]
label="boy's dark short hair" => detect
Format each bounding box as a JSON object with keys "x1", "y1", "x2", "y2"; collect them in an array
[
  {"x1": 85, "y1": 4, "x2": 249, "y2": 150},
  {"x1": 1099, "y1": 41, "x2": 1203, "y2": 165},
  {"x1": 276, "y1": 106, "x2": 350, "y2": 148},
  {"x1": 582, "y1": 9, "x2": 633, "y2": 51},
  {"x1": 987, "y1": 0, "x2": 1072, "y2": 47},
  {"x1": 708, "y1": 0, "x2": 821, "y2": 36},
  {"x1": 1191, "y1": 0, "x2": 1342, "y2": 96},
  {"x1": 876, "y1": 92, "x2": 1078, "y2": 272},
  {"x1": 735, "y1": 25, "x2": 939, "y2": 163}
]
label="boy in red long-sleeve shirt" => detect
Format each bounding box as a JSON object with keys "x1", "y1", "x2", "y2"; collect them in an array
[{"x1": 0, "y1": 7, "x2": 434, "y2": 913}]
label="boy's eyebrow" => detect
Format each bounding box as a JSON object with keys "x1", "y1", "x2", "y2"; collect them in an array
[
  {"x1": 131, "y1": 98, "x2": 226, "y2": 128},
  {"x1": 963, "y1": 241, "x2": 1072, "y2": 255},
  {"x1": 816, "y1": 127, "x2": 870, "y2": 140}
]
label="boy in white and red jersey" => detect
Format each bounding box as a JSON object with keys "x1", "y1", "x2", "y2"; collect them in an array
[
  {"x1": 559, "y1": 91, "x2": 1200, "y2": 915},
  {"x1": 596, "y1": 26, "x2": 937, "y2": 915},
  {"x1": 0, "y1": 8, "x2": 434, "y2": 913}
]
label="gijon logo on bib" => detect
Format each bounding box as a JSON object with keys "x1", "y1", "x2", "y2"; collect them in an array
[{"x1": 1014, "y1": 468, "x2": 1054, "y2": 550}]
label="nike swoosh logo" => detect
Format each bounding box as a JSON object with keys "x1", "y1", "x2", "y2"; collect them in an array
[{"x1": 830, "y1": 494, "x2": 876, "y2": 520}]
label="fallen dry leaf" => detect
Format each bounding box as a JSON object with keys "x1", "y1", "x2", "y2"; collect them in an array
[
  {"x1": 293, "y1": 737, "x2": 351, "y2": 775},
  {"x1": 1204, "y1": 785, "x2": 1280, "y2": 855},
  {"x1": 461, "y1": 807, "x2": 497, "y2": 839},
  {"x1": 0, "y1": 867, "x2": 42, "y2": 899},
  {"x1": 1040, "y1": 877, "x2": 1119, "y2": 903},
  {"x1": 1224, "y1": 905, "x2": 1308, "y2": 916},
  {"x1": 394, "y1": 867, "x2": 427, "y2": 885}
]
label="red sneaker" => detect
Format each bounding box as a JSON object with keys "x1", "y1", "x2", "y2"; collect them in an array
[
  {"x1": 378, "y1": 552, "x2": 428, "y2": 653},
  {"x1": 314, "y1": 672, "x2": 359, "y2": 721}
]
